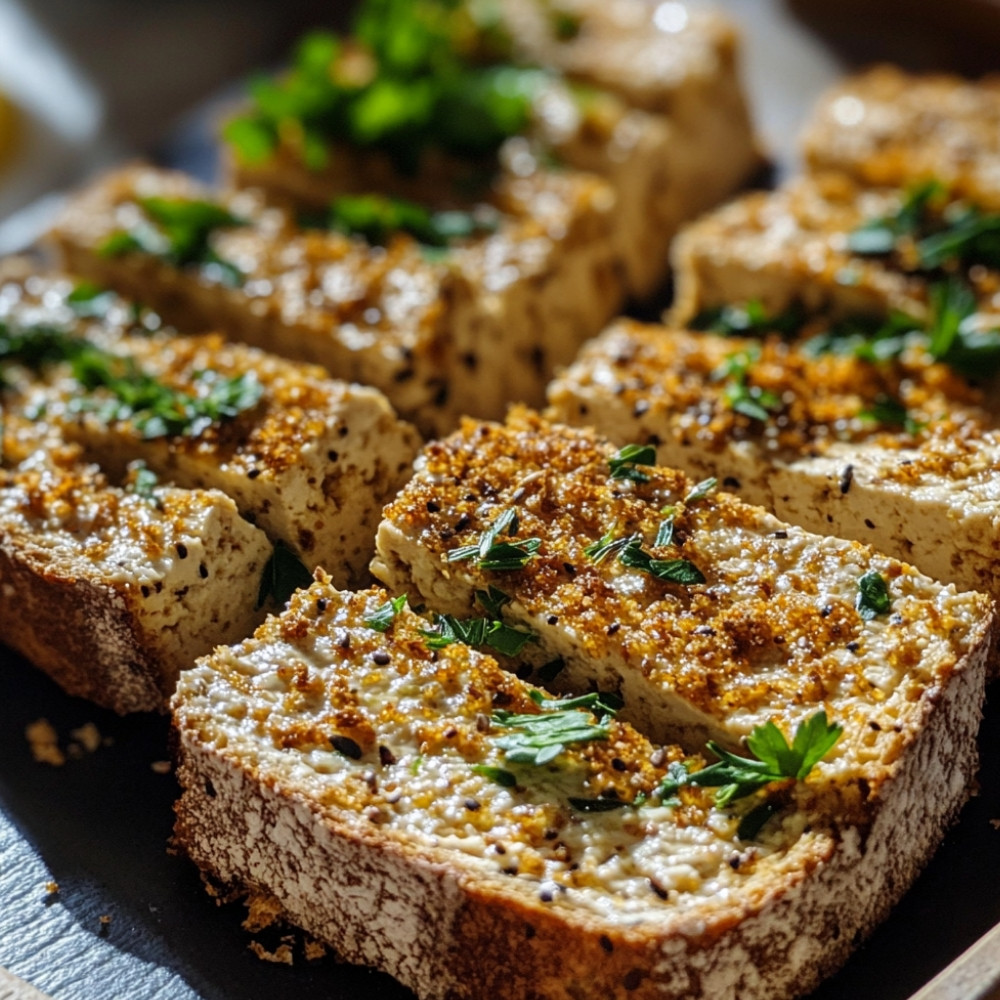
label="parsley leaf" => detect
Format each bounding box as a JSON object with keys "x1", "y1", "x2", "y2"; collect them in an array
[
  {"x1": 716, "y1": 349, "x2": 782, "y2": 423},
  {"x1": 322, "y1": 193, "x2": 497, "y2": 247},
  {"x1": 364, "y1": 593, "x2": 407, "y2": 632},
  {"x1": 421, "y1": 613, "x2": 538, "y2": 657},
  {"x1": 857, "y1": 394, "x2": 924, "y2": 435},
  {"x1": 690, "y1": 711, "x2": 842, "y2": 808},
  {"x1": 690, "y1": 300, "x2": 804, "y2": 338},
  {"x1": 123, "y1": 460, "x2": 160, "y2": 504},
  {"x1": 619, "y1": 536, "x2": 706, "y2": 585},
  {"x1": 66, "y1": 281, "x2": 116, "y2": 318},
  {"x1": 0, "y1": 322, "x2": 264, "y2": 439},
  {"x1": 100, "y1": 196, "x2": 245, "y2": 287},
  {"x1": 256, "y1": 541, "x2": 313, "y2": 609},
  {"x1": 856, "y1": 571, "x2": 891, "y2": 620},
  {"x1": 608, "y1": 443, "x2": 656, "y2": 482},
  {"x1": 446, "y1": 507, "x2": 540, "y2": 571},
  {"x1": 491, "y1": 690, "x2": 618, "y2": 766},
  {"x1": 472, "y1": 764, "x2": 517, "y2": 787}
]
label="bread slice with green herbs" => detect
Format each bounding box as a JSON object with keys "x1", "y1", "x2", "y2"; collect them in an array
[
  {"x1": 801, "y1": 65, "x2": 1000, "y2": 210},
  {"x1": 172, "y1": 562, "x2": 989, "y2": 999},
  {"x1": 0, "y1": 414, "x2": 273, "y2": 714},
  {"x1": 372, "y1": 409, "x2": 992, "y2": 748},
  {"x1": 47, "y1": 164, "x2": 621, "y2": 436},
  {"x1": 546, "y1": 317, "x2": 1000, "y2": 605},
  {"x1": 222, "y1": 0, "x2": 760, "y2": 299},
  {"x1": 0, "y1": 268, "x2": 421, "y2": 589}
]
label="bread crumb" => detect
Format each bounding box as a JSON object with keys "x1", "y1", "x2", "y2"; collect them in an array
[
  {"x1": 44, "y1": 881, "x2": 60, "y2": 895},
  {"x1": 242, "y1": 893, "x2": 285, "y2": 933},
  {"x1": 150, "y1": 760, "x2": 171, "y2": 774},
  {"x1": 70, "y1": 722, "x2": 102, "y2": 753},
  {"x1": 248, "y1": 940, "x2": 293, "y2": 965},
  {"x1": 989, "y1": 818, "x2": 1000, "y2": 830},
  {"x1": 98, "y1": 914, "x2": 111, "y2": 937},
  {"x1": 26, "y1": 719, "x2": 65, "y2": 766},
  {"x1": 303, "y1": 938, "x2": 328, "y2": 961}
]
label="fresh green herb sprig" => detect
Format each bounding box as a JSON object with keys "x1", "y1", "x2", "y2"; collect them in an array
[
  {"x1": 364, "y1": 593, "x2": 407, "y2": 631},
  {"x1": 421, "y1": 612, "x2": 538, "y2": 657},
  {"x1": 0, "y1": 322, "x2": 264, "y2": 439},
  {"x1": 715, "y1": 349, "x2": 783, "y2": 423},
  {"x1": 318, "y1": 193, "x2": 497, "y2": 247},
  {"x1": 446, "y1": 507, "x2": 541, "y2": 571},
  {"x1": 691, "y1": 300, "x2": 804, "y2": 339},
  {"x1": 670, "y1": 712, "x2": 842, "y2": 838},
  {"x1": 856, "y1": 571, "x2": 891, "y2": 620},
  {"x1": 257, "y1": 541, "x2": 313, "y2": 609},
  {"x1": 224, "y1": 3, "x2": 545, "y2": 177},
  {"x1": 123, "y1": 461, "x2": 160, "y2": 504},
  {"x1": 608, "y1": 443, "x2": 656, "y2": 482},
  {"x1": 491, "y1": 689, "x2": 619, "y2": 766},
  {"x1": 100, "y1": 196, "x2": 245, "y2": 287},
  {"x1": 618, "y1": 536, "x2": 706, "y2": 585}
]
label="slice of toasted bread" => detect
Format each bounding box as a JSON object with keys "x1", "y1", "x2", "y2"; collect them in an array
[
  {"x1": 0, "y1": 269, "x2": 421, "y2": 589},
  {"x1": 0, "y1": 415, "x2": 272, "y2": 713},
  {"x1": 224, "y1": 2, "x2": 760, "y2": 300},
  {"x1": 801, "y1": 65, "x2": 1000, "y2": 209},
  {"x1": 47, "y1": 165, "x2": 621, "y2": 436},
  {"x1": 371, "y1": 410, "x2": 992, "y2": 747},
  {"x1": 173, "y1": 554, "x2": 988, "y2": 1000},
  {"x1": 546, "y1": 319, "x2": 1000, "y2": 611}
]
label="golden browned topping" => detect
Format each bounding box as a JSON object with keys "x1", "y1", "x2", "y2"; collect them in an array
[
  {"x1": 803, "y1": 66, "x2": 1000, "y2": 211},
  {"x1": 378, "y1": 410, "x2": 988, "y2": 744},
  {"x1": 549, "y1": 320, "x2": 991, "y2": 457}
]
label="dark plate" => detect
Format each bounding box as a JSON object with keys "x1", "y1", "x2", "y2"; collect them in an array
[{"x1": 2, "y1": 2, "x2": 1000, "y2": 997}]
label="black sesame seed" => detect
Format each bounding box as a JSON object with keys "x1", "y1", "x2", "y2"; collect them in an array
[
  {"x1": 464, "y1": 798, "x2": 482, "y2": 812},
  {"x1": 455, "y1": 513, "x2": 471, "y2": 531},
  {"x1": 563, "y1": 562, "x2": 577, "y2": 576},
  {"x1": 648, "y1": 880, "x2": 668, "y2": 900},
  {"x1": 623, "y1": 970, "x2": 644, "y2": 992},
  {"x1": 864, "y1": 518, "x2": 875, "y2": 529},
  {"x1": 611, "y1": 757, "x2": 627, "y2": 772},
  {"x1": 599, "y1": 935, "x2": 614, "y2": 953},
  {"x1": 372, "y1": 651, "x2": 391, "y2": 666},
  {"x1": 546, "y1": 615, "x2": 559, "y2": 626},
  {"x1": 692, "y1": 625, "x2": 716, "y2": 637},
  {"x1": 773, "y1": 530, "x2": 788, "y2": 539},
  {"x1": 316, "y1": 597, "x2": 328, "y2": 613},
  {"x1": 606, "y1": 622, "x2": 621, "y2": 636},
  {"x1": 820, "y1": 605, "x2": 833, "y2": 618},
  {"x1": 846, "y1": 641, "x2": 860, "y2": 653},
  {"x1": 327, "y1": 450, "x2": 339, "y2": 462},
  {"x1": 331, "y1": 735, "x2": 362, "y2": 760},
  {"x1": 723, "y1": 476, "x2": 741, "y2": 489},
  {"x1": 426, "y1": 500, "x2": 440, "y2": 513},
  {"x1": 247, "y1": 468, "x2": 261, "y2": 480},
  {"x1": 379, "y1": 745, "x2": 397, "y2": 766},
  {"x1": 198, "y1": 563, "x2": 209, "y2": 579},
  {"x1": 175, "y1": 542, "x2": 188, "y2": 559},
  {"x1": 839, "y1": 464, "x2": 854, "y2": 494}
]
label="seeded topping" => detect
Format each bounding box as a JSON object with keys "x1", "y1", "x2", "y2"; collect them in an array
[
  {"x1": 374, "y1": 410, "x2": 990, "y2": 759},
  {"x1": 175, "y1": 581, "x2": 840, "y2": 922}
]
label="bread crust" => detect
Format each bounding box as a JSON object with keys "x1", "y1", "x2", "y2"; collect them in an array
[{"x1": 172, "y1": 569, "x2": 988, "y2": 1000}]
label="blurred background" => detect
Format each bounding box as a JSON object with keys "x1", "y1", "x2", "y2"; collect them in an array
[{"x1": 3, "y1": 0, "x2": 1000, "y2": 237}]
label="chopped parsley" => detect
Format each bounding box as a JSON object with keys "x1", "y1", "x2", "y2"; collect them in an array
[
  {"x1": 123, "y1": 461, "x2": 160, "y2": 504},
  {"x1": 856, "y1": 571, "x2": 891, "y2": 620},
  {"x1": 684, "y1": 478, "x2": 718, "y2": 504},
  {"x1": 471, "y1": 764, "x2": 517, "y2": 787},
  {"x1": 715, "y1": 349, "x2": 782, "y2": 423},
  {"x1": 690, "y1": 300, "x2": 804, "y2": 339},
  {"x1": 224, "y1": 4, "x2": 546, "y2": 177},
  {"x1": 319, "y1": 193, "x2": 498, "y2": 247},
  {"x1": 608, "y1": 443, "x2": 657, "y2": 482},
  {"x1": 364, "y1": 593, "x2": 407, "y2": 632},
  {"x1": 66, "y1": 281, "x2": 116, "y2": 318},
  {"x1": 491, "y1": 690, "x2": 618, "y2": 766},
  {"x1": 256, "y1": 541, "x2": 313, "y2": 609},
  {"x1": 858, "y1": 394, "x2": 924, "y2": 435},
  {"x1": 0, "y1": 322, "x2": 264, "y2": 439},
  {"x1": 421, "y1": 613, "x2": 538, "y2": 657},
  {"x1": 618, "y1": 537, "x2": 706, "y2": 585},
  {"x1": 674, "y1": 712, "x2": 843, "y2": 837},
  {"x1": 99, "y1": 196, "x2": 245, "y2": 287},
  {"x1": 446, "y1": 507, "x2": 541, "y2": 571}
]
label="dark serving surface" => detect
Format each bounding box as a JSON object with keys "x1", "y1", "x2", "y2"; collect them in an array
[
  {"x1": 2, "y1": 2, "x2": 1000, "y2": 997},
  {"x1": 1, "y1": 655, "x2": 998, "y2": 999}
]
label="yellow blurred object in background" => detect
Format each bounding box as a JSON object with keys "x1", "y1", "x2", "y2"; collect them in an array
[{"x1": 0, "y1": 91, "x2": 20, "y2": 172}]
